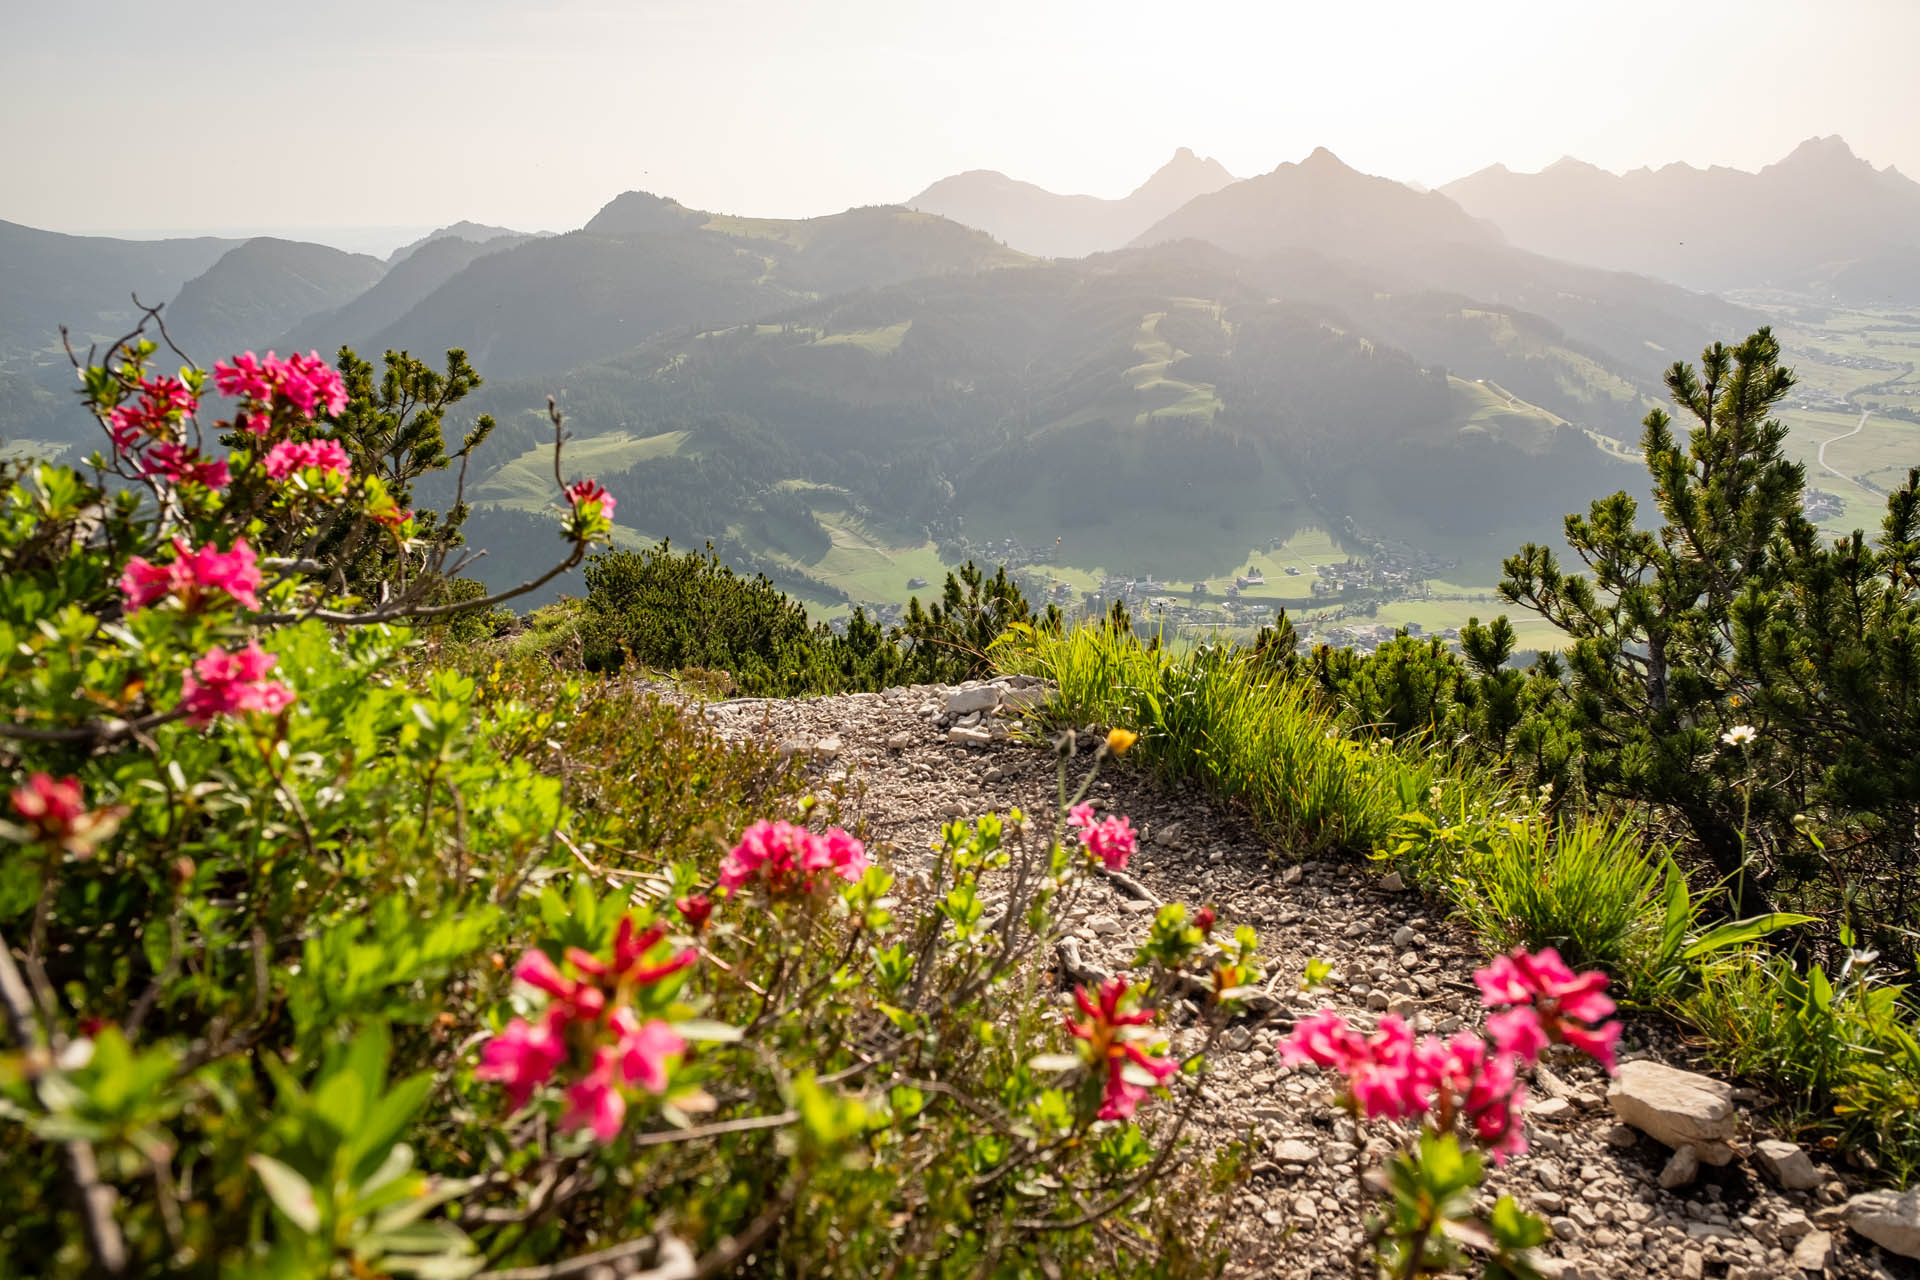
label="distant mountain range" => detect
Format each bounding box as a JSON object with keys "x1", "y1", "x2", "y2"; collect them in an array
[
  {"x1": 0, "y1": 141, "x2": 1803, "y2": 609},
  {"x1": 908, "y1": 148, "x2": 1235, "y2": 258},
  {"x1": 1442, "y1": 136, "x2": 1920, "y2": 300}
]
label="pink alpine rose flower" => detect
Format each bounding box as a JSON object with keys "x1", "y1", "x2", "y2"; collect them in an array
[
  {"x1": 1067, "y1": 803, "x2": 1137, "y2": 870},
  {"x1": 215, "y1": 350, "x2": 347, "y2": 425},
  {"x1": 263, "y1": 438, "x2": 351, "y2": 480},
  {"x1": 1065, "y1": 976, "x2": 1178, "y2": 1121},
  {"x1": 1474, "y1": 946, "x2": 1621, "y2": 1071},
  {"x1": 720, "y1": 820, "x2": 867, "y2": 894},
  {"x1": 119, "y1": 538, "x2": 261, "y2": 613},
  {"x1": 474, "y1": 1010, "x2": 568, "y2": 1109},
  {"x1": 177, "y1": 640, "x2": 295, "y2": 726},
  {"x1": 612, "y1": 1010, "x2": 685, "y2": 1095},
  {"x1": 564, "y1": 478, "x2": 616, "y2": 519},
  {"x1": 140, "y1": 442, "x2": 230, "y2": 489},
  {"x1": 560, "y1": 1047, "x2": 627, "y2": 1141}
]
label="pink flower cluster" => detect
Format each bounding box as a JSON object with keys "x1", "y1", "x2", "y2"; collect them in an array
[
  {"x1": 565, "y1": 478, "x2": 616, "y2": 519},
  {"x1": 178, "y1": 640, "x2": 295, "y2": 726},
  {"x1": 214, "y1": 350, "x2": 348, "y2": 430},
  {"x1": 263, "y1": 438, "x2": 351, "y2": 480},
  {"x1": 1475, "y1": 946, "x2": 1621, "y2": 1070},
  {"x1": 718, "y1": 820, "x2": 869, "y2": 894},
  {"x1": 476, "y1": 917, "x2": 695, "y2": 1141},
  {"x1": 1066, "y1": 975, "x2": 1179, "y2": 1120},
  {"x1": 10, "y1": 773, "x2": 85, "y2": 832},
  {"x1": 1278, "y1": 947, "x2": 1620, "y2": 1162},
  {"x1": 107, "y1": 375, "x2": 197, "y2": 453},
  {"x1": 1067, "y1": 803, "x2": 1137, "y2": 870},
  {"x1": 120, "y1": 538, "x2": 261, "y2": 612},
  {"x1": 140, "y1": 442, "x2": 230, "y2": 490}
]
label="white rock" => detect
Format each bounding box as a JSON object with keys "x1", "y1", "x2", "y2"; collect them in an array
[
  {"x1": 944, "y1": 685, "x2": 1001, "y2": 715},
  {"x1": 997, "y1": 685, "x2": 1049, "y2": 712},
  {"x1": 1392, "y1": 925, "x2": 1416, "y2": 948},
  {"x1": 777, "y1": 737, "x2": 811, "y2": 757},
  {"x1": 1379, "y1": 871, "x2": 1406, "y2": 892},
  {"x1": 812, "y1": 735, "x2": 842, "y2": 759},
  {"x1": 1659, "y1": 1144, "x2": 1702, "y2": 1189},
  {"x1": 1607, "y1": 1060, "x2": 1738, "y2": 1160},
  {"x1": 1777, "y1": 1209, "x2": 1814, "y2": 1242},
  {"x1": 1793, "y1": 1228, "x2": 1833, "y2": 1271},
  {"x1": 1846, "y1": 1188, "x2": 1920, "y2": 1259},
  {"x1": 1085, "y1": 915, "x2": 1122, "y2": 936},
  {"x1": 1755, "y1": 1139, "x2": 1824, "y2": 1191},
  {"x1": 1281, "y1": 864, "x2": 1303, "y2": 885},
  {"x1": 1152, "y1": 822, "x2": 1183, "y2": 848},
  {"x1": 1531, "y1": 1097, "x2": 1573, "y2": 1123},
  {"x1": 948, "y1": 726, "x2": 993, "y2": 747},
  {"x1": 884, "y1": 731, "x2": 913, "y2": 751},
  {"x1": 1272, "y1": 1139, "x2": 1317, "y2": 1164}
]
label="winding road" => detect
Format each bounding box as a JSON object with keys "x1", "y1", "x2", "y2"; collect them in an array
[{"x1": 1818, "y1": 407, "x2": 1872, "y2": 490}]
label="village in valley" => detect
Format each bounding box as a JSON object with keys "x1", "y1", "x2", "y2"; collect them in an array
[{"x1": 847, "y1": 530, "x2": 1469, "y2": 657}]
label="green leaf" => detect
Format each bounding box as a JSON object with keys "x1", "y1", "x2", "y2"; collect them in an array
[
  {"x1": 249, "y1": 1154, "x2": 321, "y2": 1235},
  {"x1": 1682, "y1": 913, "x2": 1815, "y2": 959},
  {"x1": 670, "y1": 1018, "x2": 743, "y2": 1043},
  {"x1": 1488, "y1": 1195, "x2": 1549, "y2": 1249}
]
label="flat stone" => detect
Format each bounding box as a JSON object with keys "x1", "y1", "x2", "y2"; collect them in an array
[
  {"x1": 1777, "y1": 1208, "x2": 1814, "y2": 1242},
  {"x1": 1085, "y1": 915, "x2": 1122, "y2": 936},
  {"x1": 1755, "y1": 1139, "x2": 1824, "y2": 1191},
  {"x1": 1845, "y1": 1187, "x2": 1920, "y2": 1259},
  {"x1": 1272, "y1": 1139, "x2": 1317, "y2": 1164},
  {"x1": 1660, "y1": 1144, "x2": 1702, "y2": 1189},
  {"x1": 884, "y1": 731, "x2": 913, "y2": 751},
  {"x1": 948, "y1": 726, "x2": 993, "y2": 747},
  {"x1": 1531, "y1": 1097, "x2": 1573, "y2": 1123},
  {"x1": 1793, "y1": 1229, "x2": 1833, "y2": 1271},
  {"x1": 943, "y1": 685, "x2": 1001, "y2": 715},
  {"x1": 812, "y1": 735, "x2": 842, "y2": 759},
  {"x1": 1608, "y1": 1060, "x2": 1738, "y2": 1158}
]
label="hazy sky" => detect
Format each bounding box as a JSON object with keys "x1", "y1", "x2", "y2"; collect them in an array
[{"x1": 5, "y1": 0, "x2": 1918, "y2": 238}]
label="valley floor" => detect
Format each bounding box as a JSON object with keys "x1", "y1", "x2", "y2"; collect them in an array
[{"x1": 672, "y1": 683, "x2": 1911, "y2": 1279}]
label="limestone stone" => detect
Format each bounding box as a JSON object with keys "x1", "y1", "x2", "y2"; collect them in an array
[
  {"x1": 1608, "y1": 1060, "x2": 1738, "y2": 1160},
  {"x1": 1793, "y1": 1228, "x2": 1832, "y2": 1271},
  {"x1": 1659, "y1": 1145, "x2": 1701, "y2": 1190},
  {"x1": 1754, "y1": 1139, "x2": 1823, "y2": 1191},
  {"x1": 1845, "y1": 1187, "x2": 1920, "y2": 1259},
  {"x1": 943, "y1": 684, "x2": 1001, "y2": 715}
]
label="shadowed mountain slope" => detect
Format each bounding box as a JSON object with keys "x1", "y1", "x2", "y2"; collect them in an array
[{"x1": 162, "y1": 238, "x2": 388, "y2": 363}]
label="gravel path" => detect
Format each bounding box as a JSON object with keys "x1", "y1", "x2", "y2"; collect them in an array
[{"x1": 682, "y1": 680, "x2": 1916, "y2": 1280}]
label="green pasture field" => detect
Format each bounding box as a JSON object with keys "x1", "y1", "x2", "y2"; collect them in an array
[{"x1": 474, "y1": 430, "x2": 689, "y2": 509}]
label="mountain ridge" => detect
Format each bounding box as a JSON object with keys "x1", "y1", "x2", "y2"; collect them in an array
[
  {"x1": 1441, "y1": 135, "x2": 1920, "y2": 298},
  {"x1": 907, "y1": 148, "x2": 1236, "y2": 258}
]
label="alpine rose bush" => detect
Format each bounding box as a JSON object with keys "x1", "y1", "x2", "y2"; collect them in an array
[
  {"x1": 1280, "y1": 946, "x2": 1621, "y2": 1274},
  {"x1": 0, "y1": 311, "x2": 1236, "y2": 1279}
]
